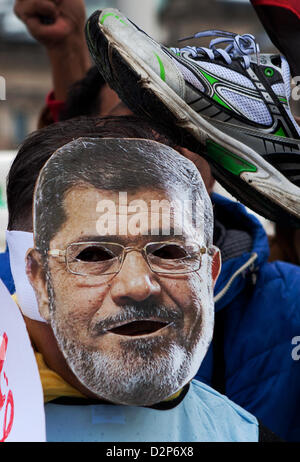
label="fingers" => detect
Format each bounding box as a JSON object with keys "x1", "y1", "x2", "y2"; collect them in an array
[
  {"x1": 14, "y1": 0, "x2": 87, "y2": 46},
  {"x1": 14, "y1": 0, "x2": 58, "y2": 23}
]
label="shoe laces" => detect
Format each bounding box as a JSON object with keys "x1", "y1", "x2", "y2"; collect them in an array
[{"x1": 170, "y1": 30, "x2": 260, "y2": 69}]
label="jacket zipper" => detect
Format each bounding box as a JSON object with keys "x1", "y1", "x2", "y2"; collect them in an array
[{"x1": 214, "y1": 252, "x2": 258, "y2": 303}]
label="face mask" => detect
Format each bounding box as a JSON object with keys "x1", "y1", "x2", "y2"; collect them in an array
[{"x1": 6, "y1": 230, "x2": 46, "y2": 323}]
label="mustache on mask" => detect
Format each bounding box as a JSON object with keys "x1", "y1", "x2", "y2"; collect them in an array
[{"x1": 90, "y1": 301, "x2": 184, "y2": 336}]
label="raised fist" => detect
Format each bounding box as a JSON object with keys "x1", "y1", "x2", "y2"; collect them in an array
[{"x1": 14, "y1": 0, "x2": 87, "y2": 48}]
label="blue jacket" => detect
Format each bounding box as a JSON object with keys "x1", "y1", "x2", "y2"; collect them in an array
[{"x1": 197, "y1": 193, "x2": 300, "y2": 442}]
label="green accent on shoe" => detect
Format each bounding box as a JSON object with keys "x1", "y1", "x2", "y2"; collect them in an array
[
  {"x1": 154, "y1": 53, "x2": 166, "y2": 82},
  {"x1": 199, "y1": 69, "x2": 219, "y2": 85},
  {"x1": 274, "y1": 126, "x2": 287, "y2": 137},
  {"x1": 206, "y1": 140, "x2": 257, "y2": 176},
  {"x1": 100, "y1": 13, "x2": 128, "y2": 26},
  {"x1": 197, "y1": 68, "x2": 232, "y2": 110},
  {"x1": 213, "y1": 93, "x2": 231, "y2": 110},
  {"x1": 264, "y1": 67, "x2": 274, "y2": 77},
  {"x1": 100, "y1": 13, "x2": 114, "y2": 24},
  {"x1": 278, "y1": 96, "x2": 287, "y2": 104}
]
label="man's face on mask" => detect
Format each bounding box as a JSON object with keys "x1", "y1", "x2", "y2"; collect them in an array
[{"x1": 32, "y1": 185, "x2": 218, "y2": 406}]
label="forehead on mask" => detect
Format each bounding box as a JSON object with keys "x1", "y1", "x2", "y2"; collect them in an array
[{"x1": 33, "y1": 137, "x2": 214, "y2": 249}]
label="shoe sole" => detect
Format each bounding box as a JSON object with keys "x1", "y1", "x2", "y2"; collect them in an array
[{"x1": 87, "y1": 12, "x2": 300, "y2": 227}]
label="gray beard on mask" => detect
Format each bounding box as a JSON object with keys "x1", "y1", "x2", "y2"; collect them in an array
[{"x1": 46, "y1": 271, "x2": 213, "y2": 406}]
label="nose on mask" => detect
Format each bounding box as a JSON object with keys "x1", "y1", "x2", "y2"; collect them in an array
[{"x1": 6, "y1": 230, "x2": 46, "y2": 323}]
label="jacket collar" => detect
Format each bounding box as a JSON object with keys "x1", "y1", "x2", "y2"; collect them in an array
[{"x1": 212, "y1": 193, "x2": 269, "y2": 311}]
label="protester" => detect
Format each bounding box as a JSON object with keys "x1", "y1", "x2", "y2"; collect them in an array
[
  {"x1": 5, "y1": 115, "x2": 300, "y2": 441},
  {"x1": 24, "y1": 120, "x2": 286, "y2": 441},
  {"x1": 4, "y1": 0, "x2": 300, "y2": 442}
]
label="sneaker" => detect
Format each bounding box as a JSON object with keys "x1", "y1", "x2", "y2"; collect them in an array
[{"x1": 86, "y1": 8, "x2": 300, "y2": 226}]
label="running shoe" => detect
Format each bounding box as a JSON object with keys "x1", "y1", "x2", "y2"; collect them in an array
[{"x1": 86, "y1": 8, "x2": 300, "y2": 226}]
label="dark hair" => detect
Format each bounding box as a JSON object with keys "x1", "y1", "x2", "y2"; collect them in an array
[
  {"x1": 34, "y1": 137, "x2": 212, "y2": 252},
  {"x1": 7, "y1": 116, "x2": 176, "y2": 231},
  {"x1": 59, "y1": 66, "x2": 105, "y2": 121}
]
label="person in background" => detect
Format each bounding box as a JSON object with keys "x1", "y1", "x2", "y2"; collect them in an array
[
  {"x1": 7, "y1": 115, "x2": 283, "y2": 442},
  {"x1": 13, "y1": 0, "x2": 123, "y2": 126}
]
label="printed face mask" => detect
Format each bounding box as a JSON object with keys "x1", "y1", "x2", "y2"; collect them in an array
[{"x1": 29, "y1": 137, "x2": 217, "y2": 405}]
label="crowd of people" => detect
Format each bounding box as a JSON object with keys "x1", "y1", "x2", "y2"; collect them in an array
[{"x1": 1, "y1": 0, "x2": 300, "y2": 442}]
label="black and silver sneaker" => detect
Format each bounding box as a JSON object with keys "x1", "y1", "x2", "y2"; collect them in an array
[{"x1": 86, "y1": 8, "x2": 300, "y2": 226}]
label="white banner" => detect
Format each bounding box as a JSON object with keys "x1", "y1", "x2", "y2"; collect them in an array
[{"x1": 0, "y1": 279, "x2": 45, "y2": 442}]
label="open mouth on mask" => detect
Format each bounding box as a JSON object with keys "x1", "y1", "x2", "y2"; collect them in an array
[{"x1": 108, "y1": 320, "x2": 171, "y2": 336}]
